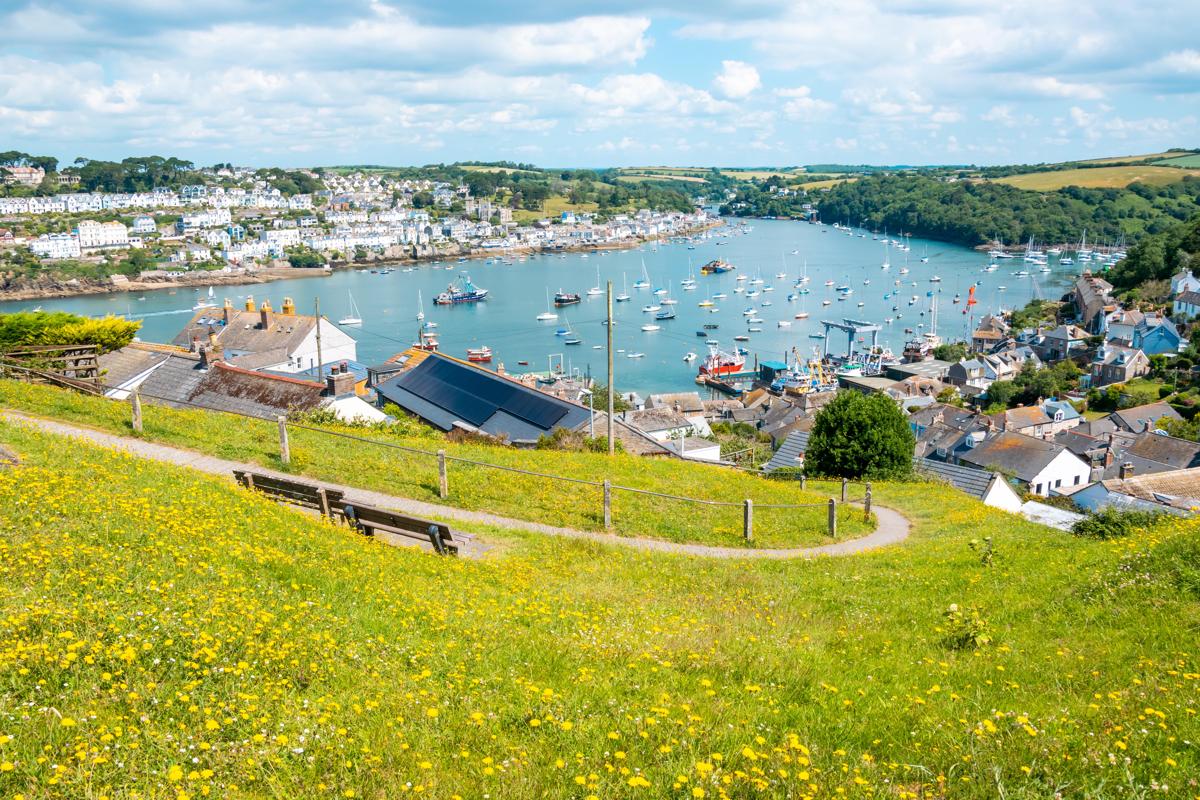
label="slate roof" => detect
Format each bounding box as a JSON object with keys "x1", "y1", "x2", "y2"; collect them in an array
[
  {"x1": 645, "y1": 392, "x2": 705, "y2": 414},
  {"x1": 375, "y1": 352, "x2": 591, "y2": 444},
  {"x1": 957, "y1": 432, "x2": 1075, "y2": 482},
  {"x1": 1109, "y1": 402, "x2": 1181, "y2": 433},
  {"x1": 914, "y1": 457, "x2": 1002, "y2": 502},
  {"x1": 98, "y1": 343, "x2": 179, "y2": 388},
  {"x1": 1125, "y1": 431, "x2": 1200, "y2": 469},
  {"x1": 1100, "y1": 467, "x2": 1200, "y2": 511},
  {"x1": 187, "y1": 362, "x2": 325, "y2": 419},
  {"x1": 625, "y1": 407, "x2": 692, "y2": 433},
  {"x1": 171, "y1": 307, "x2": 317, "y2": 367},
  {"x1": 1175, "y1": 290, "x2": 1200, "y2": 306},
  {"x1": 992, "y1": 405, "x2": 1051, "y2": 430},
  {"x1": 763, "y1": 429, "x2": 809, "y2": 473}
]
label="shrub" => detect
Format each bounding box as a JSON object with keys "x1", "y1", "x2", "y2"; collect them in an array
[
  {"x1": 1071, "y1": 506, "x2": 1164, "y2": 540},
  {"x1": 805, "y1": 391, "x2": 914, "y2": 479},
  {"x1": 0, "y1": 311, "x2": 140, "y2": 354},
  {"x1": 939, "y1": 603, "x2": 992, "y2": 650}
]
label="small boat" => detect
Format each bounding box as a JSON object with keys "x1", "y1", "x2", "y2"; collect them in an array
[
  {"x1": 517, "y1": 360, "x2": 529, "y2": 366},
  {"x1": 627, "y1": 352, "x2": 645, "y2": 359},
  {"x1": 713, "y1": 292, "x2": 727, "y2": 299},
  {"x1": 565, "y1": 338, "x2": 582, "y2": 346},
  {"x1": 794, "y1": 312, "x2": 810, "y2": 320},
  {"x1": 537, "y1": 289, "x2": 558, "y2": 320},
  {"x1": 616, "y1": 274, "x2": 631, "y2": 302},
  {"x1": 338, "y1": 292, "x2": 363, "y2": 326},
  {"x1": 587, "y1": 266, "x2": 603, "y2": 296},
  {"x1": 641, "y1": 324, "x2": 661, "y2": 332},
  {"x1": 824, "y1": 280, "x2": 835, "y2": 286},
  {"x1": 821, "y1": 299, "x2": 832, "y2": 306},
  {"x1": 696, "y1": 330, "x2": 708, "y2": 337},
  {"x1": 704, "y1": 323, "x2": 720, "y2": 329},
  {"x1": 929, "y1": 275, "x2": 942, "y2": 282},
  {"x1": 655, "y1": 307, "x2": 676, "y2": 320},
  {"x1": 698, "y1": 299, "x2": 714, "y2": 308},
  {"x1": 778, "y1": 320, "x2": 792, "y2": 327},
  {"x1": 554, "y1": 290, "x2": 582, "y2": 307},
  {"x1": 683, "y1": 352, "x2": 697, "y2": 362},
  {"x1": 466, "y1": 346, "x2": 493, "y2": 363},
  {"x1": 748, "y1": 327, "x2": 763, "y2": 333},
  {"x1": 809, "y1": 332, "x2": 826, "y2": 339},
  {"x1": 734, "y1": 335, "x2": 750, "y2": 342},
  {"x1": 643, "y1": 304, "x2": 662, "y2": 313}
]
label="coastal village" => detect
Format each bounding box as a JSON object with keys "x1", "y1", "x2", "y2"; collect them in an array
[{"x1": 0, "y1": 165, "x2": 713, "y2": 287}]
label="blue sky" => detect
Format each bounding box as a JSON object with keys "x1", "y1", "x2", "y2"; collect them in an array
[{"x1": 1, "y1": 0, "x2": 1197, "y2": 168}]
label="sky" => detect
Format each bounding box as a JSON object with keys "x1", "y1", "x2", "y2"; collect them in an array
[{"x1": 1, "y1": 0, "x2": 1197, "y2": 168}]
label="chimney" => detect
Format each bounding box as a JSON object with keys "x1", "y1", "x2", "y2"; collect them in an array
[
  {"x1": 495, "y1": 362, "x2": 505, "y2": 376},
  {"x1": 244, "y1": 295, "x2": 255, "y2": 312},
  {"x1": 324, "y1": 362, "x2": 356, "y2": 397},
  {"x1": 281, "y1": 297, "x2": 295, "y2": 316},
  {"x1": 199, "y1": 344, "x2": 219, "y2": 369},
  {"x1": 1119, "y1": 462, "x2": 1135, "y2": 480},
  {"x1": 259, "y1": 300, "x2": 272, "y2": 330},
  {"x1": 223, "y1": 298, "x2": 234, "y2": 326},
  {"x1": 208, "y1": 329, "x2": 219, "y2": 348},
  {"x1": 189, "y1": 335, "x2": 200, "y2": 353}
]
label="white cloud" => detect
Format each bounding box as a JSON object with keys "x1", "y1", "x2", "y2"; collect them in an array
[
  {"x1": 776, "y1": 86, "x2": 834, "y2": 120},
  {"x1": 713, "y1": 60, "x2": 760, "y2": 99},
  {"x1": 1027, "y1": 76, "x2": 1104, "y2": 100}
]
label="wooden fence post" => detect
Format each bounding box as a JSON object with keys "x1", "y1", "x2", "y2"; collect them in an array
[
  {"x1": 277, "y1": 416, "x2": 290, "y2": 465},
  {"x1": 841, "y1": 477, "x2": 848, "y2": 502},
  {"x1": 131, "y1": 390, "x2": 143, "y2": 433},
  {"x1": 603, "y1": 480, "x2": 612, "y2": 529},
  {"x1": 828, "y1": 498, "x2": 837, "y2": 538},
  {"x1": 864, "y1": 485, "x2": 872, "y2": 523},
  {"x1": 437, "y1": 450, "x2": 449, "y2": 499},
  {"x1": 743, "y1": 498, "x2": 753, "y2": 542}
]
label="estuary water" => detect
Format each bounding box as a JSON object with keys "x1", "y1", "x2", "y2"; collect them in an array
[{"x1": 0, "y1": 218, "x2": 1074, "y2": 394}]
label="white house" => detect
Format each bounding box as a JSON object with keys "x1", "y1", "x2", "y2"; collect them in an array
[
  {"x1": 957, "y1": 431, "x2": 1091, "y2": 497},
  {"x1": 915, "y1": 457, "x2": 1024, "y2": 512},
  {"x1": 29, "y1": 232, "x2": 81, "y2": 259},
  {"x1": 1173, "y1": 290, "x2": 1200, "y2": 320},
  {"x1": 1171, "y1": 269, "x2": 1200, "y2": 298},
  {"x1": 75, "y1": 220, "x2": 130, "y2": 250},
  {"x1": 131, "y1": 215, "x2": 158, "y2": 234}
]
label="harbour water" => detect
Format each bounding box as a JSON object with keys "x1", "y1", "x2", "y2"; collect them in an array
[{"x1": 0, "y1": 219, "x2": 1077, "y2": 394}]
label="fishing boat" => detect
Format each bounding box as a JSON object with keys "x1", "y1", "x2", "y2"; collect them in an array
[
  {"x1": 537, "y1": 288, "x2": 558, "y2": 321},
  {"x1": 554, "y1": 290, "x2": 582, "y2": 307},
  {"x1": 700, "y1": 259, "x2": 735, "y2": 275},
  {"x1": 434, "y1": 273, "x2": 488, "y2": 305},
  {"x1": 466, "y1": 346, "x2": 493, "y2": 363},
  {"x1": 337, "y1": 292, "x2": 363, "y2": 326},
  {"x1": 698, "y1": 344, "x2": 745, "y2": 376}
]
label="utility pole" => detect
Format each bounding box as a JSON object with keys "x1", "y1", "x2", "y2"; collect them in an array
[
  {"x1": 607, "y1": 279, "x2": 614, "y2": 455},
  {"x1": 314, "y1": 296, "x2": 324, "y2": 379}
]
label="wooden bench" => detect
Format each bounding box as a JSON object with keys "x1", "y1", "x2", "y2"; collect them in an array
[
  {"x1": 233, "y1": 470, "x2": 464, "y2": 556},
  {"x1": 233, "y1": 470, "x2": 345, "y2": 518},
  {"x1": 341, "y1": 503, "x2": 460, "y2": 556}
]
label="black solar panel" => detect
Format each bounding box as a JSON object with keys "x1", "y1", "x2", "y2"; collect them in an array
[
  {"x1": 400, "y1": 365, "x2": 496, "y2": 426},
  {"x1": 396, "y1": 355, "x2": 574, "y2": 432}
]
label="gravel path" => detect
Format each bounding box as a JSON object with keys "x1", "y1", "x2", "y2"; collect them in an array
[{"x1": 2, "y1": 410, "x2": 911, "y2": 559}]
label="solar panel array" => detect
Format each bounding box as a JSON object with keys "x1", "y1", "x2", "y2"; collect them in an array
[{"x1": 396, "y1": 356, "x2": 570, "y2": 431}]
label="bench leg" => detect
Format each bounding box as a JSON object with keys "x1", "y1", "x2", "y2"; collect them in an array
[{"x1": 427, "y1": 524, "x2": 447, "y2": 556}]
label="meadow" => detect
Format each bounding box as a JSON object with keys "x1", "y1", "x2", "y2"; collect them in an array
[
  {"x1": 0, "y1": 413, "x2": 1197, "y2": 799},
  {"x1": 995, "y1": 165, "x2": 1200, "y2": 191},
  {"x1": 0, "y1": 380, "x2": 870, "y2": 548}
]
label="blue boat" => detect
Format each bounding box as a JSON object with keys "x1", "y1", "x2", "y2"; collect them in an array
[{"x1": 655, "y1": 307, "x2": 676, "y2": 320}]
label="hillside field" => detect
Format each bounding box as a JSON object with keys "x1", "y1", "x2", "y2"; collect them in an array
[
  {"x1": 1, "y1": 400, "x2": 1198, "y2": 798},
  {"x1": 994, "y1": 165, "x2": 1200, "y2": 191}
]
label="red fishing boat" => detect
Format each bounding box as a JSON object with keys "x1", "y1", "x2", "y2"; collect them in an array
[{"x1": 698, "y1": 344, "x2": 745, "y2": 376}]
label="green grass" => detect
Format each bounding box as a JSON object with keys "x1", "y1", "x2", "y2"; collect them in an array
[
  {"x1": 512, "y1": 196, "x2": 602, "y2": 224},
  {"x1": 1, "y1": 418, "x2": 1197, "y2": 798},
  {"x1": 1119, "y1": 377, "x2": 1168, "y2": 406},
  {"x1": 1155, "y1": 154, "x2": 1200, "y2": 168},
  {"x1": 995, "y1": 165, "x2": 1200, "y2": 191},
  {"x1": 0, "y1": 380, "x2": 868, "y2": 548}
]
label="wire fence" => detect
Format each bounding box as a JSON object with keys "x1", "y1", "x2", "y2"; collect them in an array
[{"x1": 27, "y1": 378, "x2": 876, "y2": 544}]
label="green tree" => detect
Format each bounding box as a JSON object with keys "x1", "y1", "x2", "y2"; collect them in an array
[
  {"x1": 0, "y1": 311, "x2": 140, "y2": 354},
  {"x1": 984, "y1": 380, "x2": 1017, "y2": 408},
  {"x1": 805, "y1": 391, "x2": 915, "y2": 479},
  {"x1": 933, "y1": 342, "x2": 968, "y2": 361}
]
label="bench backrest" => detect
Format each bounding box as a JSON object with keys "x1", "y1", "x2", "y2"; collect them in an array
[
  {"x1": 234, "y1": 470, "x2": 345, "y2": 515},
  {"x1": 342, "y1": 502, "x2": 456, "y2": 555}
]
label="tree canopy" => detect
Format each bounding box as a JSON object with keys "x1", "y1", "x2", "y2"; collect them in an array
[{"x1": 805, "y1": 391, "x2": 915, "y2": 479}]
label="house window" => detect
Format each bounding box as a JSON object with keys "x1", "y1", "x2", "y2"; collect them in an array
[
  {"x1": 1055, "y1": 479, "x2": 1062, "y2": 488},
  {"x1": 1035, "y1": 483, "x2": 1043, "y2": 494},
  {"x1": 1074, "y1": 475, "x2": 1082, "y2": 485}
]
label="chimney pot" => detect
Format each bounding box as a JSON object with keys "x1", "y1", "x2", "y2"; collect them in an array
[
  {"x1": 1119, "y1": 461, "x2": 1135, "y2": 480},
  {"x1": 259, "y1": 301, "x2": 272, "y2": 330}
]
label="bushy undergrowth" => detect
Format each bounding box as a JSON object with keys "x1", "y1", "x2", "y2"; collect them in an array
[{"x1": 1071, "y1": 506, "x2": 1164, "y2": 539}]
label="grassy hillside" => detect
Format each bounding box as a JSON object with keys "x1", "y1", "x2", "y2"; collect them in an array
[
  {"x1": 1, "y1": 414, "x2": 1198, "y2": 798},
  {"x1": 0, "y1": 380, "x2": 869, "y2": 548},
  {"x1": 995, "y1": 165, "x2": 1200, "y2": 191}
]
